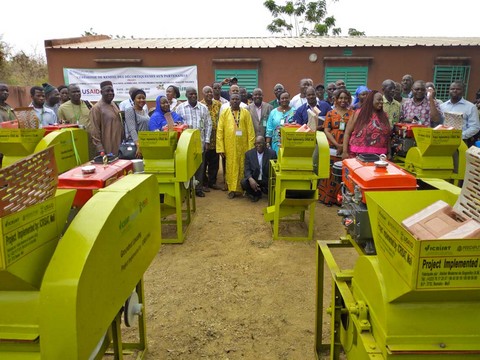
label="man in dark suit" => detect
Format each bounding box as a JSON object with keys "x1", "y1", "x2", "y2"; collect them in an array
[
  {"x1": 241, "y1": 136, "x2": 277, "y2": 202},
  {"x1": 247, "y1": 88, "x2": 273, "y2": 137}
]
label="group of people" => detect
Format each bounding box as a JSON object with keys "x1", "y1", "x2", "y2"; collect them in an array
[{"x1": 0, "y1": 74, "x2": 478, "y2": 205}]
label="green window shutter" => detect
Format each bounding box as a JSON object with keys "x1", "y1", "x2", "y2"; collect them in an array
[
  {"x1": 433, "y1": 66, "x2": 471, "y2": 102},
  {"x1": 324, "y1": 66, "x2": 369, "y2": 94},
  {"x1": 215, "y1": 69, "x2": 258, "y2": 93}
]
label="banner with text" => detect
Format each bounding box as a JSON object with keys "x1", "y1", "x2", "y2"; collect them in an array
[{"x1": 63, "y1": 66, "x2": 198, "y2": 102}]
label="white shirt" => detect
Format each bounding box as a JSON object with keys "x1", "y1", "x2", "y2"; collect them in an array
[
  {"x1": 290, "y1": 93, "x2": 308, "y2": 109},
  {"x1": 29, "y1": 103, "x2": 57, "y2": 127},
  {"x1": 257, "y1": 151, "x2": 264, "y2": 180},
  {"x1": 175, "y1": 101, "x2": 212, "y2": 146}
]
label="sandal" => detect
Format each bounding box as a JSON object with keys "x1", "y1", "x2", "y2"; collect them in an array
[{"x1": 227, "y1": 191, "x2": 235, "y2": 199}]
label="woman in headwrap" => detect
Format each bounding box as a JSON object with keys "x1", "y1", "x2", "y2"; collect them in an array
[
  {"x1": 148, "y1": 95, "x2": 183, "y2": 131},
  {"x1": 352, "y1": 85, "x2": 370, "y2": 110}
]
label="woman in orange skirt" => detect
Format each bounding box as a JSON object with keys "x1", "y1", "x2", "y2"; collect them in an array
[{"x1": 318, "y1": 89, "x2": 354, "y2": 206}]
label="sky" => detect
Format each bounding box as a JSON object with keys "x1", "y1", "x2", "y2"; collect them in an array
[{"x1": 2, "y1": 0, "x2": 479, "y2": 55}]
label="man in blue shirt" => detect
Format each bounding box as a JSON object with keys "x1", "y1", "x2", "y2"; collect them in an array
[
  {"x1": 440, "y1": 80, "x2": 480, "y2": 146},
  {"x1": 292, "y1": 86, "x2": 331, "y2": 130}
]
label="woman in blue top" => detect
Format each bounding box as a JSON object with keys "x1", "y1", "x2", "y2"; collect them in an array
[
  {"x1": 148, "y1": 95, "x2": 183, "y2": 131},
  {"x1": 265, "y1": 91, "x2": 296, "y2": 154}
]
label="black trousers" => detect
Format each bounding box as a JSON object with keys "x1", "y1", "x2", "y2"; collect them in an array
[
  {"x1": 203, "y1": 149, "x2": 219, "y2": 187},
  {"x1": 240, "y1": 178, "x2": 268, "y2": 197}
]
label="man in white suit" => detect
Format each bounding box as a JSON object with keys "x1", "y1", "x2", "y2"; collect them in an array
[{"x1": 247, "y1": 88, "x2": 273, "y2": 137}]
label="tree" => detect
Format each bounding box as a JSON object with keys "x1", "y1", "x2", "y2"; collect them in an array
[
  {"x1": 0, "y1": 35, "x2": 48, "y2": 86},
  {"x1": 263, "y1": 0, "x2": 365, "y2": 37}
]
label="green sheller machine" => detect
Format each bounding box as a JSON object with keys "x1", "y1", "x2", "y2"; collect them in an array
[
  {"x1": 315, "y1": 146, "x2": 480, "y2": 359},
  {"x1": 264, "y1": 127, "x2": 330, "y2": 240},
  {"x1": 0, "y1": 128, "x2": 89, "y2": 173},
  {"x1": 139, "y1": 129, "x2": 202, "y2": 243},
  {"x1": 404, "y1": 128, "x2": 467, "y2": 186},
  {"x1": 0, "y1": 148, "x2": 162, "y2": 359}
]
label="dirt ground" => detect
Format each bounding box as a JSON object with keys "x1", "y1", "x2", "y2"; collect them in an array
[{"x1": 123, "y1": 171, "x2": 358, "y2": 360}]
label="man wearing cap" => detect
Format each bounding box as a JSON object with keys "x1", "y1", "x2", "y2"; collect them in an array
[
  {"x1": 88, "y1": 81, "x2": 124, "y2": 156},
  {"x1": 220, "y1": 77, "x2": 238, "y2": 101},
  {"x1": 42, "y1": 83, "x2": 61, "y2": 116}
]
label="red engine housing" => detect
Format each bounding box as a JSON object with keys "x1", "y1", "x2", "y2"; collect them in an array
[{"x1": 342, "y1": 155, "x2": 417, "y2": 204}]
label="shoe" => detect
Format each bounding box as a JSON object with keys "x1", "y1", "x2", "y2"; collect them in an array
[
  {"x1": 251, "y1": 196, "x2": 260, "y2": 202},
  {"x1": 210, "y1": 184, "x2": 222, "y2": 190},
  {"x1": 196, "y1": 190, "x2": 205, "y2": 197},
  {"x1": 202, "y1": 186, "x2": 211, "y2": 192},
  {"x1": 227, "y1": 191, "x2": 235, "y2": 199}
]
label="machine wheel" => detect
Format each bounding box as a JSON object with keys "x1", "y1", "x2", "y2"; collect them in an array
[{"x1": 124, "y1": 290, "x2": 143, "y2": 327}]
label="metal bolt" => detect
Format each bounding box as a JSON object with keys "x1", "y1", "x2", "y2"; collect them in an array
[{"x1": 439, "y1": 343, "x2": 446, "y2": 348}]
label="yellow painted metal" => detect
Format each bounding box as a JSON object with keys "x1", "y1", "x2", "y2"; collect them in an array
[
  {"x1": 316, "y1": 188, "x2": 480, "y2": 359},
  {"x1": 34, "y1": 128, "x2": 89, "y2": 174},
  {"x1": 39, "y1": 174, "x2": 161, "y2": 359},
  {"x1": 0, "y1": 129, "x2": 45, "y2": 167},
  {"x1": 264, "y1": 128, "x2": 329, "y2": 240},
  {"x1": 0, "y1": 189, "x2": 75, "y2": 291},
  {"x1": 0, "y1": 174, "x2": 161, "y2": 359},
  {"x1": 404, "y1": 128, "x2": 467, "y2": 185},
  {"x1": 139, "y1": 129, "x2": 202, "y2": 243}
]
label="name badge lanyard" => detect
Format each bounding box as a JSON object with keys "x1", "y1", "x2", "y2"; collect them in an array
[
  {"x1": 233, "y1": 109, "x2": 240, "y2": 129},
  {"x1": 339, "y1": 113, "x2": 347, "y2": 131}
]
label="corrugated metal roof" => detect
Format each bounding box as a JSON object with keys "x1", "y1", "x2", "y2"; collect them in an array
[{"x1": 47, "y1": 36, "x2": 480, "y2": 50}]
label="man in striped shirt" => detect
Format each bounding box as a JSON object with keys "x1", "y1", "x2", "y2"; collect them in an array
[{"x1": 176, "y1": 87, "x2": 212, "y2": 197}]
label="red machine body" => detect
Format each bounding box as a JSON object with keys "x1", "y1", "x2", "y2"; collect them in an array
[
  {"x1": 392, "y1": 123, "x2": 428, "y2": 158},
  {"x1": 339, "y1": 154, "x2": 418, "y2": 254},
  {"x1": 393, "y1": 123, "x2": 427, "y2": 138},
  {"x1": 58, "y1": 159, "x2": 134, "y2": 207},
  {"x1": 342, "y1": 155, "x2": 417, "y2": 204},
  {"x1": 43, "y1": 124, "x2": 80, "y2": 136}
]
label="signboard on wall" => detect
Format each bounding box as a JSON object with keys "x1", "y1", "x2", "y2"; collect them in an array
[{"x1": 63, "y1": 66, "x2": 198, "y2": 102}]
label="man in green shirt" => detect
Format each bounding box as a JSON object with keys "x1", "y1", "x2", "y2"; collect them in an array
[
  {"x1": 382, "y1": 79, "x2": 401, "y2": 127},
  {"x1": 268, "y1": 83, "x2": 284, "y2": 108},
  {"x1": 57, "y1": 84, "x2": 92, "y2": 127},
  {"x1": 0, "y1": 83, "x2": 17, "y2": 123}
]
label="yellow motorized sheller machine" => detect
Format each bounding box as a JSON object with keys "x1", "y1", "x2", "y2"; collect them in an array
[
  {"x1": 0, "y1": 148, "x2": 162, "y2": 359},
  {"x1": 393, "y1": 125, "x2": 467, "y2": 186},
  {"x1": 263, "y1": 126, "x2": 330, "y2": 240},
  {"x1": 315, "y1": 146, "x2": 480, "y2": 359},
  {"x1": 139, "y1": 129, "x2": 202, "y2": 243}
]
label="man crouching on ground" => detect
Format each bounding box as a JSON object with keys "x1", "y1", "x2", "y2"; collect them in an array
[{"x1": 241, "y1": 136, "x2": 277, "y2": 202}]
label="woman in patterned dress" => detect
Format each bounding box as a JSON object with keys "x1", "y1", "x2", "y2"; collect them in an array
[
  {"x1": 342, "y1": 90, "x2": 391, "y2": 158},
  {"x1": 318, "y1": 89, "x2": 354, "y2": 206}
]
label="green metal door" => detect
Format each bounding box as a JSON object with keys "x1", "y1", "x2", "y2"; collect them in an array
[
  {"x1": 215, "y1": 69, "x2": 258, "y2": 93},
  {"x1": 324, "y1": 66, "x2": 369, "y2": 94},
  {"x1": 433, "y1": 65, "x2": 471, "y2": 102}
]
